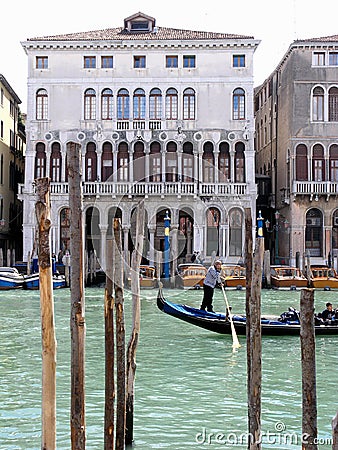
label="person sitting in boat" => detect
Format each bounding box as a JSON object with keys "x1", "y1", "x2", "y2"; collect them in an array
[
  {"x1": 321, "y1": 302, "x2": 335, "y2": 322},
  {"x1": 200, "y1": 260, "x2": 222, "y2": 313}
]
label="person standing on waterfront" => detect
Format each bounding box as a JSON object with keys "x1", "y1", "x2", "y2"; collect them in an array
[{"x1": 200, "y1": 260, "x2": 222, "y2": 313}]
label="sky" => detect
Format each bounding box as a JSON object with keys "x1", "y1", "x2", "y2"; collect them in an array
[{"x1": 1, "y1": 0, "x2": 338, "y2": 112}]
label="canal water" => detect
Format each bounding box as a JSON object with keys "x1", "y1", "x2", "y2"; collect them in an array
[{"x1": 0, "y1": 286, "x2": 337, "y2": 449}]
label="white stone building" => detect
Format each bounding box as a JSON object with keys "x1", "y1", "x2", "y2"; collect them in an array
[{"x1": 19, "y1": 12, "x2": 259, "y2": 275}]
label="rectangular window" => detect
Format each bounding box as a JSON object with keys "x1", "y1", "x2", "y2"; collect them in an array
[
  {"x1": 36, "y1": 56, "x2": 48, "y2": 69},
  {"x1": 101, "y1": 56, "x2": 113, "y2": 68},
  {"x1": 166, "y1": 56, "x2": 178, "y2": 68},
  {"x1": 183, "y1": 55, "x2": 196, "y2": 68},
  {"x1": 84, "y1": 56, "x2": 96, "y2": 69},
  {"x1": 313, "y1": 52, "x2": 325, "y2": 66},
  {"x1": 233, "y1": 55, "x2": 245, "y2": 68},
  {"x1": 134, "y1": 56, "x2": 146, "y2": 68},
  {"x1": 329, "y1": 52, "x2": 338, "y2": 66}
]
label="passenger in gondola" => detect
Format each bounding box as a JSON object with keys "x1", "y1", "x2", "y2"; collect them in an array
[
  {"x1": 321, "y1": 302, "x2": 335, "y2": 322},
  {"x1": 200, "y1": 260, "x2": 222, "y2": 313}
]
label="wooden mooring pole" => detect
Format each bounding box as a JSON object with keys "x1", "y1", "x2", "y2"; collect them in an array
[
  {"x1": 247, "y1": 210, "x2": 264, "y2": 450},
  {"x1": 104, "y1": 238, "x2": 115, "y2": 450},
  {"x1": 67, "y1": 142, "x2": 86, "y2": 449},
  {"x1": 35, "y1": 177, "x2": 56, "y2": 450},
  {"x1": 126, "y1": 200, "x2": 145, "y2": 446},
  {"x1": 113, "y1": 218, "x2": 126, "y2": 450},
  {"x1": 300, "y1": 288, "x2": 318, "y2": 450}
]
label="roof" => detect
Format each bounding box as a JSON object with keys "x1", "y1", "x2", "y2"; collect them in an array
[
  {"x1": 0, "y1": 74, "x2": 21, "y2": 104},
  {"x1": 293, "y1": 35, "x2": 338, "y2": 44},
  {"x1": 26, "y1": 26, "x2": 254, "y2": 42}
]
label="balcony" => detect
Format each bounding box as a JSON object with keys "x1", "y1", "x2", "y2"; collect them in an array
[
  {"x1": 19, "y1": 181, "x2": 248, "y2": 199},
  {"x1": 292, "y1": 181, "x2": 338, "y2": 200}
]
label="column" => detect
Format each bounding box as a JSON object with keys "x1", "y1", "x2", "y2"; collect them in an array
[
  {"x1": 99, "y1": 224, "x2": 108, "y2": 271},
  {"x1": 170, "y1": 223, "x2": 179, "y2": 287},
  {"x1": 220, "y1": 224, "x2": 226, "y2": 260},
  {"x1": 148, "y1": 225, "x2": 156, "y2": 266},
  {"x1": 161, "y1": 150, "x2": 166, "y2": 182}
]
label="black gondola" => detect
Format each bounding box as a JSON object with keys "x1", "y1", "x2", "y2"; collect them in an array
[{"x1": 157, "y1": 288, "x2": 338, "y2": 336}]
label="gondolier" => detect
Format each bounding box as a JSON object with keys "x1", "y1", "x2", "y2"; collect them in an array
[{"x1": 200, "y1": 260, "x2": 222, "y2": 312}]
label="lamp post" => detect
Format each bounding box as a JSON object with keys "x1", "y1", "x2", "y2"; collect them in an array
[{"x1": 163, "y1": 210, "x2": 170, "y2": 282}]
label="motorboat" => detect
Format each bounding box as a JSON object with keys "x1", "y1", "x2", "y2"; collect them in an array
[
  {"x1": 220, "y1": 264, "x2": 246, "y2": 289},
  {"x1": 270, "y1": 265, "x2": 308, "y2": 290},
  {"x1": 309, "y1": 265, "x2": 338, "y2": 290},
  {"x1": 0, "y1": 267, "x2": 24, "y2": 290},
  {"x1": 176, "y1": 263, "x2": 207, "y2": 289}
]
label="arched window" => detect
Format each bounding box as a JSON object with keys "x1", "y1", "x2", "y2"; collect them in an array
[
  {"x1": 85, "y1": 142, "x2": 97, "y2": 181},
  {"x1": 312, "y1": 144, "x2": 325, "y2": 181},
  {"x1": 133, "y1": 141, "x2": 145, "y2": 181},
  {"x1": 165, "y1": 88, "x2": 178, "y2": 120},
  {"x1": 149, "y1": 141, "x2": 161, "y2": 182},
  {"x1": 329, "y1": 86, "x2": 338, "y2": 122},
  {"x1": 229, "y1": 208, "x2": 243, "y2": 256},
  {"x1": 101, "y1": 88, "x2": 113, "y2": 120},
  {"x1": 296, "y1": 144, "x2": 308, "y2": 180},
  {"x1": 165, "y1": 141, "x2": 177, "y2": 182},
  {"x1": 219, "y1": 142, "x2": 230, "y2": 182},
  {"x1": 305, "y1": 208, "x2": 322, "y2": 257},
  {"x1": 50, "y1": 142, "x2": 62, "y2": 182},
  {"x1": 183, "y1": 88, "x2": 195, "y2": 120},
  {"x1": 35, "y1": 142, "x2": 46, "y2": 178},
  {"x1": 235, "y1": 142, "x2": 245, "y2": 182},
  {"x1": 117, "y1": 89, "x2": 130, "y2": 120},
  {"x1": 84, "y1": 88, "x2": 96, "y2": 120},
  {"x1": 233, "y1": 88, "x2": 245, "y2": 120},
  {"x1": 329, "y1": 144, "x2": 338, "y2": 182},
  {"x1": 101, "y1": 141, "x2": 113, "y2": 181},
  {"x1": 117, "y1": 142, "x2": 129, "y2": 181},
  {"x1": 182, "y1": 142, "x2": 194, "y2": 182},
  {"x1": 202, "y1": 142, "x2": 214, "y2": 182},
  {"x1": 312, "y1": 86, "x2": 324, "y2": 121},
  {"x1": 36, "y1": 89, "x2": 48, "y2": 120},
  {"x1": 133, "y1": 88, "x2": 146, "y2": 120},
  {"x1": 149, "y1": 88, "x2": 162, "y2": 120}
]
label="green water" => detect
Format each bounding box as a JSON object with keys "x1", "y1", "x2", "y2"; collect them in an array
[{"x1": 0, "y1": 287, "x2": 336, "y2": 449}]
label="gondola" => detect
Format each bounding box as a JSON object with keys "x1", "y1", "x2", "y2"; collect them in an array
[{"x1": 156, "y1": 288, "x2": 338, "y2": 336}]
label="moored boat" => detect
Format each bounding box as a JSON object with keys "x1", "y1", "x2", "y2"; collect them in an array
[
  {"x1": 176, "y1": 263, "x2": 207, "y2": 289},
  {"x1": 128, "y1": 265, "x2": 157, "y2": 289},
  {"x1": 220, "y1": 264, "x2": 246, "y2": 289},
  {"x1": 309, "y1": 265, "x2": 338, "y2": 290},
  {"x1": 24, "y1": 272, "x2": 66, "y2": 290},
  {"x1": 270, "y1": 265, "x2": 308, "y2": 290},
  {"x1": 0, "y1": 267, "x2": 24, "y2": 290},
  {"x1": 156, "y1": 288, "x2": 338, "y2": 336}
]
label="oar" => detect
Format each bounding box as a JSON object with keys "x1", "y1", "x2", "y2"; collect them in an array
[{"x1": 221, "y1": 283, "x2": 241, "y2": 350}]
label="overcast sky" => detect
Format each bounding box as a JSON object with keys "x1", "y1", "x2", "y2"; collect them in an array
[{"x1": 2, "y1": 0, "x2": 337, "y2": 112}]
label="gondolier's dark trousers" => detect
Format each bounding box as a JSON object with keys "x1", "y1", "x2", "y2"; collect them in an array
[{"x1": 201, "y1": 284, "x2": 214, "y2": 311}]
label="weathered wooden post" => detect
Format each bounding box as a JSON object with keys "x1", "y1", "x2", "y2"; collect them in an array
[
  {"x1": 300, "y1": 288, "x2": 318, "y2": 450},
  {"x1": 332, "y1": 412, "x2": 338, "y2": 449},
  {"x1": 126, "y1": 200, "x2": 145, "y2": 446},
  {"x1": 247, "y1": 210, "x2": 264, "y2": 450},
  {"x1": 35, "y1": 177, "x2": 56, "y2": 450},
  {"x1": 67, "y1": 141, "x2": 86, "y2": 449},
  {"x1": 114, "y1": 218, "x2": 126, "y2": 449},
  {"x1": 104, "y1": 238, "x2": 115, "y2": 450}
]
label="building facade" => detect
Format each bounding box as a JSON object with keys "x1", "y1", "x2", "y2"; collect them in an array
[
  {"x1": 255, "y1": 35, "x2": 338, "y2": 268},
  {"x1": 20, "y1": 12, "x2": 259, "y2": 274},
  {"x1": 0, "y1": 74, "x2": 25, "y2": 263}
]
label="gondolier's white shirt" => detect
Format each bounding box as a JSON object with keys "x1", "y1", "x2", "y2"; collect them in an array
[{"x1": 203, "y1": 265, "x2": 221, "y2": 288}]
